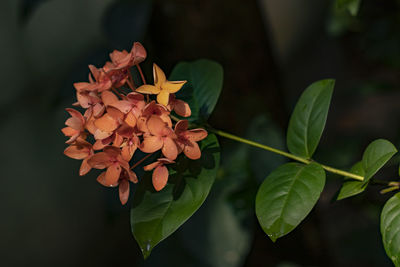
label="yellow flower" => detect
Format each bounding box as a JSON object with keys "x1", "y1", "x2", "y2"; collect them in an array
[{"x1": 136, "y1": 64, "x2": 186, "y2": 106}]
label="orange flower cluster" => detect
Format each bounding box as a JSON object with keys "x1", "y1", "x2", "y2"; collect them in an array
[{"x1": 62, "y1": 42, "x2": 207, "y2": 204}]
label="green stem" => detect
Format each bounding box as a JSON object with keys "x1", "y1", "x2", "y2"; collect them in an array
[
  {"x1": 207, "y1": 127, "x2": 364, "y2": 181},
  {"x1": 380, "y1": 186, "x2": 399, "y2": 194}
]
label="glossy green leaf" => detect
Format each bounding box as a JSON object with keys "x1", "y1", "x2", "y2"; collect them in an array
[
  {"x1": 130, "y1": 134, "x2": 220, "y2": 258},
  {"x1": 337, "y1": 161, "x2": 368, "y2": 200},
  {"x1": 362, "y1": 139, "x2": 397, "y2": 182},
  {"x1": 287, "y1": 79, "x2": 334, "y2": 159},
  {"x1": 381, "y1": 192, "x2": 400, "y2": 266},
  {"x1": 169, "y1": 59, "x2": 223, "y2": 123},
  {"x1": 255, "y1": 162, "x2": 325, "y2": 242},
  {"x1": 336, "y1": 0, "x2": 361, "y2": 16}
]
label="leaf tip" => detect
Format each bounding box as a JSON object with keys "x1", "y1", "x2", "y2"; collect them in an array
[
  {"x1": 141, "y1": 245, "x2": 153, "y2": 260},
  {"x1": 266, "y1": 231, "x2": 281, "y2": 243}
]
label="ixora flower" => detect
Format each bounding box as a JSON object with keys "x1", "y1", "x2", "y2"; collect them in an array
[
  {"x1": 140, "y1": 115, "x2": 178, "y2": 160},
  {"x1": 143, "y1": 158, "x2": 175, "y2": 191},
  {"x1": 136, "y1": 64, "x2": 187, "y2": 106},
  {"x1": 62, "y1": 41, "x2": 207, "y2": 205},
  {"x1": 88, "y1": 146, "x2": 137, "y2": 185},
  {"x1": 175, "y1": 120, "x2": 208, "y2": 160}
]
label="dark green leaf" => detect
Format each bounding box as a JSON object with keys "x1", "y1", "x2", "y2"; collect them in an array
[
  {"x1": 362, "y1": 139, "x2": 397, "y2": 182},
  {"x1": 169, "y1": 59, "x2": 223, "y2": 123},
  {"x1": 255, "y1": 162, "x2": 325, "y2": 242},
  {"x1": 130, "y1": 134, "x2": 220, "y2": 258},
  {"x1": 286, "y1": 79, "x2": 335, "y2": 159},
  {"x1": 337, "y1": 161, "x2": 368, "y2": 200},
  {"x1": 381, "y1": 192, "x2": 400, "y2": 266}
]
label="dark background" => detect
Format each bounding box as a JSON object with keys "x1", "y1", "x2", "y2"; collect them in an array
[{"x1": 1, "y1": 0, "x2": 400, "y2": 266}]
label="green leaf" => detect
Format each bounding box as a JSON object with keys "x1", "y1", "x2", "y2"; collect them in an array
[
  {"x1": 255, "y1": 162, "x2": 325, "y2": 242},
  {"x1": 337, "y1": 161, "x2": 368, "y2": 200},
  {"x1": 381, "y1": 192, "x2": 400, "y2": 266},
  {"x1": 287, "y1": 79, "x2": 335, "y2": 159},
  {"x1": 336, "y1": 0, "x2": 361, "y2": 16},
  {"x1": 169, "y1": 59, "x2": 223, "y2": 123},
  {"x1": 130, "y1": 134, "x2": 220, "y2": 258},
  {"x1": 362, "y1": 139, "x2": 397, "y2": 182}
]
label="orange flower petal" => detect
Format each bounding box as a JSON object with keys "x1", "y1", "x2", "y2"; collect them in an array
[
  {"x1": 84, "y1": 108, "x2": 93, "y2": 120},
  {"x1": 89, "y1": 65, "x2": 100, "y2": 80},
  {"x1": 113, "y1": 133, "x2": 124, "y2": 147},
  {"x1": 64, "y1": 145, "x2": 90, "y2": 160},
  {"x1": 140, "y1": 136, "x2": 163, "y2": 153},
  {"x1": 110, "y1": 50, "x2": 129, "y2": 65},
  {"x1": 153, "y1": 64, "x2": 166, "y2": 88},
  {"x1": 66, "y1": 107, "x2": 84, "y2": 120},
  {"x1": 119, "y1": 159, "x2": 131, "y2": 173},
  {"x1": 61, "y1": 126, "x2": 77, "y2": 137},
  {"x1": 108, "y1": 100, "x2": 133, "y2": 114},
  {"x1": 65, "y1": 134, "x2": 80, "y2": 144},
  {"x1": 79, "y1": 157, "x2": 92, "y2": 176},
  {"x1": 162, "y1": 137, "x2": 178, "y2": 160},
  {"x1": 186, "y1": 129, "x2": 208, "y2": 142},
  {"x1": 103, "y1": 146, "x2": 121, "y2": 158},
  {"x1": 105, "y1": 164, "x2": 122, "y2": 185},
  {"x1": 117, "y1": 124, "x2": 134, "y2": 138},
  {"x1": 136, "y1": 84, "x2": 160, "y2": 94},
  {"x1": 65, "y1": 117, "x2": 83, "y2": 131},
  {"x1": 73, "y1": 82, "x2": 90, "y2": 91},
  {"x1": 147, "y1": 115, "x2": 166, "y2": 136},
  {"x1": 156, "y1": 90, "x2": 170, "y2": 106},
  {"x1": 131, "y1": 42, "x2": 147, "y2": 64},
  {"x1": 88, "y1": 152, "x2": 111, "y2": 169},
  {"x1": 119, "y1": 179, "x2": 130, "y2": 205},
  {"x1": 94, "y1": 113, "x2": 119, "y2": 132},
  {"x1": 158, "y1": 158, "x2": 175, "y2": 165},
  {"x1": 96, "y1": 172, "x2": 107, "y2": 186},
  {"x1": 152, "y1": 165, "x2": 168, "y2": 191},
  {"x1": 101, "y1": 91, "x2": 118, "y2": 106},
  {"x1": 175, "y1": 120, "x2": 188, "y2": 133},
  {"x1": 124, "y1": 112, "x2": 136, "y2": 127},
  {"x1": 137, "y1": 116, "x2": 148, "y2": 133},
  {"x1": 127, "y1": 92, "x2": 144, "y2": 102},
  {"x1": 184, "y1": 141, "x2": 202, "y2": 160},
  {"x1": 93, "y1": 139, "x2": 106, "y2": 150},
  {"x1": 162, "y1": 80, "x2": 186, "y2": 93},
  {"x1": 85, "y1": 116, "x2": 98, "y2": 134},
  {"x1": 76, "y1": 92, "x2": 90, "y2": 108},
  {"x1": 121, "y1": 145, "x2": 136, "y2": 162},
  {"x1": 143, "y1": 161, "x2": 160, "y2": 171},
  {"x1": 92, "y1": 103, "x2": 105, "y2": 117},
  {"x1": 94, "y1": 129, "x2": 113, "y2": 140},
  {"x1": 173, "y1": 99, "x2": 191, "y2": 117},
  {"x1": 106, "y1": 106, "x2": 125, "y2": 122},
  {"x1": 126, "y1": 169, "x2": 138, "y2": 183},
  {"x1": 160, "y1": 114, "x2": 173, "y2": 128},
  {"x1": 97, "y1": 172, "x2": 119, "y2": 187}
]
